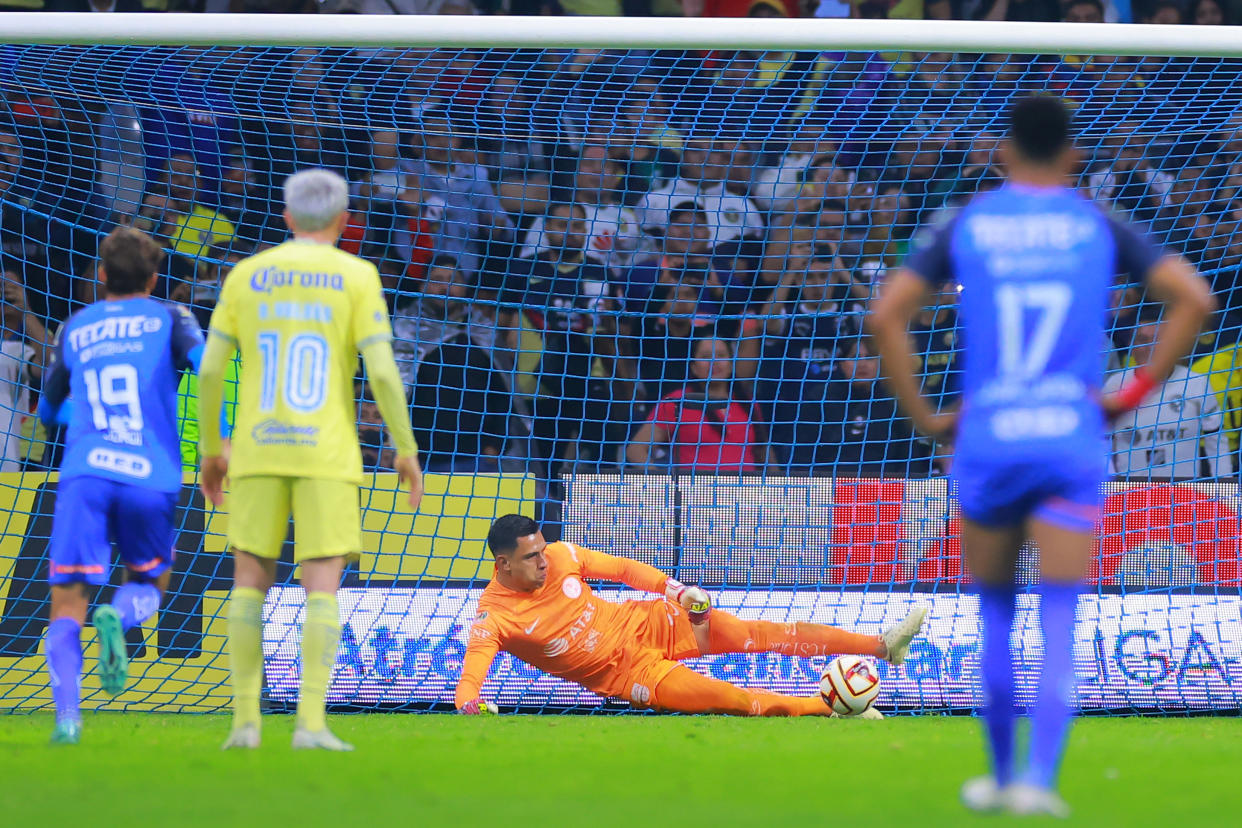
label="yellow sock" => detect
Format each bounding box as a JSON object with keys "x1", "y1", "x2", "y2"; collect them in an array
[
  {"x1": 226, "y1": 587, "x2": 266, "y2": 729},
  {"x1": 297, "y1": 592, "x2": 340, "y2": 732}
]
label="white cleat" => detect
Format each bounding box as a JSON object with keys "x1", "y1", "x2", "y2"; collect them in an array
[
  {"x1": 1007, "y1": 783, "x2": 1071, "y2": 818},
  {"x1": 836, "y1": 706, "x2": 885, "y2": 720},
  {"x1": 960, "y1": 776, "x2": 1006, "y2": 813},
  {"x1": 292, "y1": 726, "x2": 354, "y2": 752},
  {"x1": 221, "y1": 722, "x2": 261, "y2": 750},
  {"x1": 881, "y1": 604, "x2": 930, "y2": 665}
]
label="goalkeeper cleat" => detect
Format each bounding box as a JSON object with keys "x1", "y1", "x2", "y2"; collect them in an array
[
  {"x1": 836, "y1": 707, "x2": 885, "y2": 721},
  {"x1": 881, "y1": 604, "x2": 929, "y2": 666},
  {"x1": 92, "y1": 605, "x2": 129, "y2": 697},
  {"x1": 292, "y1": 726, "x2": 354, "y2": 752},
  {"x1": 221, "y1": 722, "x2": 261, "y2": 750},
  {"x1": 49, "y1": 719, "x2": 81, "y2": 745},
  {"x1": 960, "y1": 776, "x2": 1006, "y2": 813},
  {"x1": 1006, "y1": 784, "x2": 1071, "y2": 819}
]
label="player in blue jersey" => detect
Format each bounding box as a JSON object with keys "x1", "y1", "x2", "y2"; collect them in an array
[
  {"x1": 868, "y1": 96, "x2": 1214, "y2": 816},
  {"x1": 38, "y1": 227, "x2": 207, "y2": 745}
]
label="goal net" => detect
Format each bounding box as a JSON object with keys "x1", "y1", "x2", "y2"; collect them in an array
[{"x1": 0, "y1": 16, "x2": 1239, "y2": 713}]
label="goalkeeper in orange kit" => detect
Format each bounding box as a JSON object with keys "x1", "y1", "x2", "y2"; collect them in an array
[{"x1": 455, "y1": 515, "x2": 929, "y2": 717}]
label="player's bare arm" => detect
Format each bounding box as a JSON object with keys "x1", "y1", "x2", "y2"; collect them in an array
[
  {"x1": 360, "y1": 338, "x2": 424, "y2": 509},
  {"x1": 196, "y1": 331, "x2": 235, "y2": 507},
  {"x1": 1101, "y1": 255, "x2": 1214, "y2": 419}
]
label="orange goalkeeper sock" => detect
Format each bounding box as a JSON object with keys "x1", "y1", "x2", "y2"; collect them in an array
[
  {"x1": 651, "y1": 665, "x2": 829, "y2": 717},
  {"x1": 706, "y1": 610, "x2": 883, "y2": 659}
]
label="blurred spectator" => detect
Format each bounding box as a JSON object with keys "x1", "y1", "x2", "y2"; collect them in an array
[
  {"x1": 403, "y1": 110, "x2": 514, "y2": 277},
  {"x1": 175, "y1": 241, "x2": 251, "y2": 329},
  {"x1": 478, "y1": 71, "x2": 554, "y2": 222},
  {"x1": 499, "y1": 202, "x2": 624, "y2": 479},
  {"x1": 392, "y1": 259, "x2": 512, "y2": 471},
  {"x1": 629, "y1": 280, "x2": 715, "y2": 400},
  {"x1": 1062, "y1": 0, "x2": 1104, "y2": 22},
  {"x1": 133, "y1": 49, "x2": 239, "y2": 196},
  {"x1": 933, "y1": 0, "x2": 1062, "y2": 21},
  {"x1": 637, "y1": 138, "x2": 763, "y2": 249},
  {"x1": 520, "y1": 143, "x2": 642, "y2": 272},
  {"x1": 1143, "y1": 0, "x2": 1183, "y2": 23},
  {"x1": 1190, "y1": 0, "x2": 1232, "y2": 24},
  {"x1": 621, "y1": 199, "x2": 715, "y2": 313},
  {"x1": 682, "y1": 0, "x2": 801, "y2": 15},
  {"x1": 751, "y1": 127, "x2": 836, "y2": 212},
  {"x1": 356, "y1": 390, "x2": 394, "y2": 474},
  {"x1": 138, "y1": 153, "x2": 237, "y2": 263},
  {"x1": 218, "y1": 152, "x2": 281, "y2": 248},
  {"x1": 1, "y1": 273, "x2": 51, "y2": 472},
  {"x1": 822, "y1": 338, "x2": 931, "y2": 477},
  {"x1": 626, "y1": 336, "x2": 771, "y2": 475},
  {"x1": 1084, "y1": 123, "x2": 1172, "y2": 224},
  {"x1": 746, "y1": 248, "x2": 857, "y2": 473},
  {"x1": 1106, "y1": 315, "x2": 1226, "y2": 480}
]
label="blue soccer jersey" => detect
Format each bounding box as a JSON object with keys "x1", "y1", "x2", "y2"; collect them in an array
[
  {"x1": 42, "y1": 298, "x2": 204, "y2": 494},
  {"x1": 903, "y1": 183, "x2": 1163, "y2": 526}
]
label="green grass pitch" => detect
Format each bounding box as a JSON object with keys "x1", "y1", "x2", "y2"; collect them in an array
[{"x1": 1, "y1": 713, "x2": 1238, "y2": 826}]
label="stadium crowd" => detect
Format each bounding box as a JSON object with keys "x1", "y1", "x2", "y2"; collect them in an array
[{"x1": 1, "y1": 13, "x2": 1241, "y2": 488}]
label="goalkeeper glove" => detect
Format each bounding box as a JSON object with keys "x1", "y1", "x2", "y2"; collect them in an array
[
  {"x1": 664, "y1": 578, "x2": 712, "y2": 625},
  {"x1": 458, "y1": 699, "x2": 498, "y2": 715}
]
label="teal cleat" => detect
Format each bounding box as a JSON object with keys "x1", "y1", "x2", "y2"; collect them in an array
[
  {"x1": 50, "y1": 719, "x2": 81, "y2": 745},
  {"x1": 92, "y1": 605, "x2": 129, "y2": 697}
]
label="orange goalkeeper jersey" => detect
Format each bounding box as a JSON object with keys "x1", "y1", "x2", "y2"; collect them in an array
[{"x1": 454, "y1": 542, "x2": 699, "y2": 707}]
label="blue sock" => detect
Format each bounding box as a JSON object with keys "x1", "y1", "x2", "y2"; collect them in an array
[
  {"x1": 1027, "y1": 580, "x2": 1081, "y2": 789},
  {"x1": 112, "y1": 582, "x2": 161, "y2": 632},
  {"x1": 45, "y1": 618, "x2": 83, "y2": 725},
  {"x1": 978, "y1": 583, "x2": 1018, "y2": 785}
]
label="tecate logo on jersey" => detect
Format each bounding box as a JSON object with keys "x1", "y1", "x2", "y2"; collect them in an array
[
  {"x1": 251, "y1": 419, "x2": 319, "y2": 447},
  {"x1": 86, "y1": 447, "x2": 152, "y2": 479},
  {"x1": 249, "y1": 267, "x2": 344, "y2": 295},
  {"x1": 68, "y1": 315, "x2": 162, "y2": 351}
]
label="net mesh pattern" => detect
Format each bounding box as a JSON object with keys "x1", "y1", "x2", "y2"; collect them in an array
[{"x1": 0, "y1": 44, "x2": 1240, "y2": 713}]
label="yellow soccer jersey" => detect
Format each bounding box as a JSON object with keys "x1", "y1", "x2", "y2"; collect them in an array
[
  {"x1": 208, "y1": 239, "x2": 392, "y2": 484},
  {"x1": 1191, "y1": 343, "x2": 1242, "y2": 458}
]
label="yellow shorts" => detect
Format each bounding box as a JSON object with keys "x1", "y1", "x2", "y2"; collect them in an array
[{"x1": 227, "y1": 476, "x2": 361, "y2": 562}]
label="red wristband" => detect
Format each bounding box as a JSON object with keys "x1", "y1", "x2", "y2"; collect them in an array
[{"x1": 1113, "y1": 367, "x2": 1158, "y2": 413}]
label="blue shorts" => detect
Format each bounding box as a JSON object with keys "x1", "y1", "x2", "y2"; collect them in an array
[
  {"x1": 953, "y1": 454, "x2": 1102, "y2": 533},
  {"x1": 48, "y1": 477, "x2": 178, "y2": 586}
]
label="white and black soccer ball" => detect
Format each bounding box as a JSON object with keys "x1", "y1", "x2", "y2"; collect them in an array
[{"x1": 819, "y1": 655, "x2": 882, "y2": 716}]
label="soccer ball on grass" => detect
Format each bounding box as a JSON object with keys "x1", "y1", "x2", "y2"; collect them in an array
[{"x1": 819, "y1": 655, "x2": 881, "y2": 716}]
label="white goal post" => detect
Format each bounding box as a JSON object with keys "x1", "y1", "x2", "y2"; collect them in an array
[{"x1": 0, "y1": 13, "x2": 1240, "y2": 57}]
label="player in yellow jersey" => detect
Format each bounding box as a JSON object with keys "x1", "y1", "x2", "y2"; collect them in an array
[{"x1": 197, "y1": 168, "x2": 424, "y2": 751}]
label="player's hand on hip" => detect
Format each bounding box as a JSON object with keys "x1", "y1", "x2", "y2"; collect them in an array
[
  {"x1": 395, "y1": 453, "x2": 424, "y2": 510},
  {"x1": 457, "y1": 699, "x2": 497, "y2": 715},
  {"x1": 915, "y1": 410, "x2": 958, "y2": 443},
  {"x1": 199, "y1": 455, "x2": 229, "y2": 507}
]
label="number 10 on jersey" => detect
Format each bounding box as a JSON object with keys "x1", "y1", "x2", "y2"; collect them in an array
[{"x1": 257, "y1": 330, "x2": 329, "y2": 413}]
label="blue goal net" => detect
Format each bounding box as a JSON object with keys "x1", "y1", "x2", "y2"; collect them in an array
[{"x1": 0, "y1": 41, "x2": 1240, "y2": 714}]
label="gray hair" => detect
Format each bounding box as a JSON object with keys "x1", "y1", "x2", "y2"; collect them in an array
[{"x1": 283, "y1": 168, "x2": 349, "y2": 233}]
